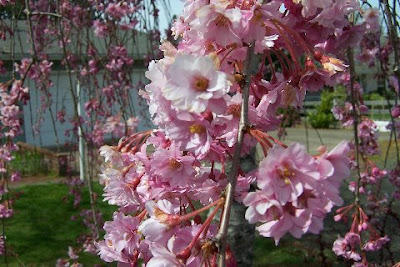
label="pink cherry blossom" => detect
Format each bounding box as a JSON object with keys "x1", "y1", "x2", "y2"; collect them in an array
[
  {"x1": 96, "y1": 212, "x2": 142, "y2": 264},
  {"x1": 150, "y1": 142, "x2": 197, "y2": 187},
  {"x1": 256, "y1": 143, "x2": 319, "y2": 205}
]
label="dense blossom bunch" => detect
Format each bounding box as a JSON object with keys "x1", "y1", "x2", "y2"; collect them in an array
[
  {"x1": 96, "y1": 0, "x2": 362, "y2": 265},
  {"x1": 1, "y1": 0, "x2": 398, "y2": 265},
  {"x1": 328, "y1": 2, "x2": 400, "y2": 265},
  {"x1": 0, "y1": 78, "x2": 29, "y2": 255},
  {"x1": 0, "y1": 0, "x2": 161, "y2": 262},
  {"x1": 244, "y1": 141, "x2": 350, "y2": 243}
]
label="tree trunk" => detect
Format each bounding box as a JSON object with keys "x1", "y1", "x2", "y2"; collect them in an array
[{"x1": 227, "y1": 149, "x2": 258, "y2": 267}]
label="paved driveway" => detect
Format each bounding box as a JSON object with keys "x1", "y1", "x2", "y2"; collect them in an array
[{"x1": 270, "y1": 127, "x2": 390, "y2": 153}]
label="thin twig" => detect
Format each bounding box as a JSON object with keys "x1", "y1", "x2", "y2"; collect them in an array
[{"x1": 347, "y1": 45, "x2": 362, "y2": 205}]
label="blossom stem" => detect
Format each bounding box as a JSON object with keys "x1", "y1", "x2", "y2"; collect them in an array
[
  {"x1": 270, "y1": 20, "x2": 301, "y2": 73},
  {"x1": 220, "y1": 44, "x2": 238, "y2": 65},
  {"x1": 189, "y1": 204, "x2": 222, "y2": 250},
  {"x1": 185, "y1": 194, "x2": 197, "y2": 212},
  {"x1": 336, "y1": 204, "x2": 354, "y2": 215},
  {"x1": 271, "y1": 19, "x2": 314, "y2": 55},
  {"x1": 137, "y1": 210, "x2": 147, "y2": 221},
  {"x1": 179, "y1": 198, "x2": 224, "y2": 223},
  {"x1": 265, "y1": 50, "x2": 277, "y2": 83},
  {"x1": 216, "y1": 43, "x2": 256, "y2": 267}
]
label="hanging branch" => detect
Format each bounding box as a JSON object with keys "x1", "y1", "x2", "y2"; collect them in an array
[{"x1": 383, "y1": 0, "x2": 400, "y2": 88}]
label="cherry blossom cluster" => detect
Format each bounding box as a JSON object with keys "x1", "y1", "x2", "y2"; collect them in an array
[
  {"x1": 0, "y1": 79, "x2": 28, "y2": 255},
  {"x1": 96, "y1": 0, "x2": 362, "y2": 265},
  {"x1": 244, "y1": 141, "x2": 350, "y2": 244},
  {"x1": 0, "y1": 0, "x2": 162, "y2": 262},
  {"x1": 327, "y1": 2, "x2": 400, "y2": 265},
  {"x1": 0, "y1": 45, "x2": 30, "y2": 256}
]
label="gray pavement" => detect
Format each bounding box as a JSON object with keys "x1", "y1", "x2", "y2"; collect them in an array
[
  {"x1": 271, "y1": 127, "x2": 390, "y2": 153},
  {"x1": 253, "y1": 126, "x2": 391, "y2": 163}
]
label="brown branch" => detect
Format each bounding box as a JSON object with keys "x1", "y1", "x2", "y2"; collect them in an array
[
  {"x1": 30, "y1": 11, "x2": 62, "y2": 18},
  {"x1": 216, "y1": 43, "x2": 256, "y2": 267},
  {"x1": 382, "y1": 0, "x2": 400, "y2": 86},
  {"x1": 347, "y1": 46, "x2": 362, "y2": 205}
]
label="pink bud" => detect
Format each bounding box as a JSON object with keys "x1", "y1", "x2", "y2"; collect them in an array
[
  {"x1": 391, "y1": 106, "x2": 400, "y2": 118},
  {"x1": 371, "y1": 167, "x2": 380, "y2": 177},
  {"x1": 359, "y1": 105, "x2": 369, "y2": 114},
  {"x1": 334, "y1": 214, "x2": 342, "y2": 222},
  {"x1": 358, "y1": 222, "x2": 368, "y2": 232},
  {"x1": 362, "y1": 222, "x2": 368, "y2": 230}
]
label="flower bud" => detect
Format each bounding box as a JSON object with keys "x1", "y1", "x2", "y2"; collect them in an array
[
  {"x1": 391, "y1": 106, "x2": 400, "y2": 118},
  {"x1": 334, "y1": 214, "x2": 342, "y2": 222}
]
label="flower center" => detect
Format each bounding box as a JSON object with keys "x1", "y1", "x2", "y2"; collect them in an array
[
  {"x1": 253, "y1": 9, "x2": 263, "y2": 22},
  {"x1": 214, "y1": 14, "x2": 230, "y2": 27},
  {"x1": 192, "y1": 75, "x2": 209, "y2": 92},
  {"x1": 168, "y1": 158, "x2": 181, "y2": 170},
  {"x1": 227, "y1": 104, "x2": 241, "y2": 118},
  {"x1": 270, "y1": 206, "x2": 282, "y2": 221},
  {"x1": 277, "y1": 166, "x2": 295, "y2": 185},
  {"x1": 189, "y1": 123, "x2": 206, "y2": 134}
]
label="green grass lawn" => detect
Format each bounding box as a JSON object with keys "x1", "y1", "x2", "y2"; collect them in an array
[{"x1": 4, "y1": 182, "x2": 116, "y2": 266}]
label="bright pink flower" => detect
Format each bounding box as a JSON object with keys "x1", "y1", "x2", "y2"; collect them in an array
[
  {"x1": 296, "y1": 0, "x2": 331, "y2": 18},
  {"x1": 363, "y1": 236, "x2": 390, "y2": 251},
  {"x1": 146, "y1": 224, "x2": 215, "y2": 267},
  {"x1": 316, "y1": 141, "x2": 351, "y2": 205},
  {"x1": 310, "y1": 0, "x2": 359, "y2": 29},
  {"x1": 332, "y1": 235, "x2": 361, "y2": 261},
  {"x1": 256, "y1": 143, "x2": 319, "y2": 205},
  {"x1": 166, "y1": 115, "x2": 213, "y2": 158},
  {"x1": 150, "y1": 142, "x2": 197, "y2": 187},
  {"x1": 256, "y1": 207, "x2": 312, "y2": 245},
  {"x1": 102, "y1": 154, "x2": 148, "y2": 210},
  {"x1": 146, "y1": 244, "x2": 183, "y2": 267},
  {"x1": 389, "y1": 76, "x2": 399, "y2": 93},
  {"x1": 96, "y1": 212, "x2": 142, "y2": 264},
  {"x1": 243, "y1": 190, "x2": 281, "y2": 224},
  {"x1": 195, "y1": 4, "x2": 242, "y2": 47},
  {"x1": 139, "y1": 200, "x2": 181, "y2": 246}
]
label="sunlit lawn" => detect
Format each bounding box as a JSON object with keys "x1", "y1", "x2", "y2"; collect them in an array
[{"x1": 5, "y1": 183, "x2": 116, "y2": 266}]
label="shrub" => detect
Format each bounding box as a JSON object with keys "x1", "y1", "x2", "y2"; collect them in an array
[{"x1": 308, "y1": 90, "x2": 336, "y2": 128}]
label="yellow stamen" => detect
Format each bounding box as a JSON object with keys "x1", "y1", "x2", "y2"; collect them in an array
[
  {"x1": 277, "y1": 166, "x2": 295, "y2": 185},
  {"x1": 189, "y1": 123, "x2": 206, "y2": 134},
  {"x1": 168, "y1": 158, "x2": 181, "y2": 170}
]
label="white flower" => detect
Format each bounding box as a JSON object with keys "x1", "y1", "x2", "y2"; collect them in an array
[
  {"x1": 163, "y1": 53, "x2": 230, "y2": 113},
  {"x1": 99, "y1": 145, "x2": 122, "y2": 167}
]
